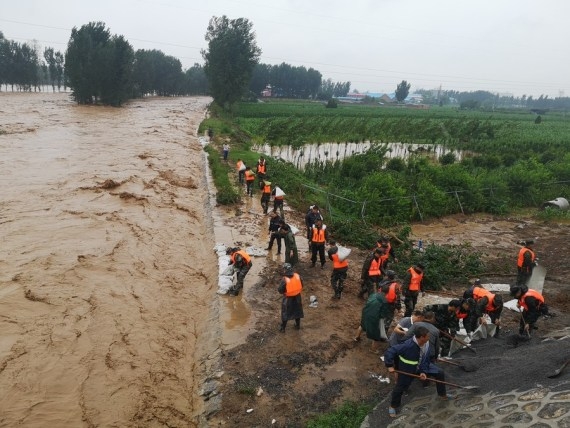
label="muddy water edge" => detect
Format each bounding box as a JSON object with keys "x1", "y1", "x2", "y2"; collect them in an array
[{"x1": 0, "y1": 93, "x2": 236, "y2": 426}]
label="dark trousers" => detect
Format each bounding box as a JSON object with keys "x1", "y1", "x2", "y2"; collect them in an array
[
  {"x1": 331, "y1": 268, "x2": 348, "y2": 296},
  {"x1": 238, "y1": 170, "x2": 245, "y2": 184},
  {"x1": 246, "y1": 180, "x2": 254, "y2": 196},
  {"x1": 404, "y1": 291, "x2": 420, "y2": 317},
  {"x1": 311, "y1": 243, "x2": 326, "y2": 266},
  {"x1": 359, "y1": 276, "x2": 381, "y2": 298},
  {"x1": 516, "y1": 267, "x2": 532, "y2": 286},
  {"x1": 391, "y1": 369, "x2": 446, "y2": 408},
  {"x1": 274, "y1": 199, "x2": 284, "y2": 218},
  {"x1": 268, "y1": 232, "x2": 282, "y2": 252},
  {"x1": 261, "y1": 194, "x2": 270, "y2": 214}
]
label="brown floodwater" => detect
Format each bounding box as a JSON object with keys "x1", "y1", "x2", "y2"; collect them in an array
[{"x1": 0, "y1": 92, "x2": 223, "y2": 427}]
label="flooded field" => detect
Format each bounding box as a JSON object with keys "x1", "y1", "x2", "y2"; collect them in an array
[
  {"x1": 252, "y1": 141, "x2": 466, "y2": 169},
  {"x1": 0, "y1": 93, "x2": 218, "y2": 426}
]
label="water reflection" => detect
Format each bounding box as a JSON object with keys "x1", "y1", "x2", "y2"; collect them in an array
[{"x1": 252, "y1": 141, "x2": 465, "y2": 170}]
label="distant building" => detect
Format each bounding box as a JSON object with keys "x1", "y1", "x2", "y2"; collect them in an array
[{"x1": 261, "y1": 84, "x2": 272, "y2": 97}]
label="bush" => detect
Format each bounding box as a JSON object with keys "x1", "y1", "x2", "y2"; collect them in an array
[
  {"x1": 326, "y1": 98, "x2": 338, "y2": 108},
  {"x1": 306, "y1": 401, "x2": 372, "y2": 428}
]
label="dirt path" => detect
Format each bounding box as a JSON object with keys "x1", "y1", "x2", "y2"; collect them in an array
[{"x1": 0, "y1": 93, "x2": 218, "y2": 427}]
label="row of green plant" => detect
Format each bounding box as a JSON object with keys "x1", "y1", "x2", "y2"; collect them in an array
[{"x1": 232, "y1": 101, "x2": 570, "y2": 157}]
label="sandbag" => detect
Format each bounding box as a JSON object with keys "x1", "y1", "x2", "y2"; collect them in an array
[
  {"x1": 275, "y1": 186, "x2": 286, "y2": 197},
  {"x1": 290, "y1": 225, "x2": 300, "y2": 235},
  {"x1": 337, "y1": 245, "x2": 351, "y2": 261}
]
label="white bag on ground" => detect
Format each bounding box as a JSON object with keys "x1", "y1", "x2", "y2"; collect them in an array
[
  {"x1": 275, "y1": 187, "x2": 285, "y2": 197},
  {"x1": 337, "y1": 245, "x2": 351, "y2": 261}
]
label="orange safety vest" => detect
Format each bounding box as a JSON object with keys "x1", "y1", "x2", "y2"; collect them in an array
[
  {"x1": 311, "y1": 227, "x2": 326, "y2": 243},
  {"x1": 368, "y1": 258, "x2": 382, "y2": 277},
  {"x1": 257, "y1": 163, "x2": 266, "y2": 174},
  {"x1": 245, "y1": 170, "x2": 256, "y2": 181},
  {"x1": 472, "y1": 286, "x2": 497, "y2": 312},
  {"x1": 231, "y1": 250, "x2": 251, "y2": 265},
  {"x1": 518, "y1": 289, "x2": 544, "y2": 311},
  {"x1": 517, "y1": 247, "x2": 535, "y2": 268},
  {"x1": 456, "y1": 308, "x2": 468, "y2": 319},
  {"x1": 379, "y1": 252, "x2": 389, "y2": 266},
  {"x1": 284, "y1": 273, "x2": 302, "y2": 297},
  {"x1": 331, "y1": 253, "x2": 348, "y2": 269},
  {"x1": 408, "y1": 267, "x2": 423, "y2": 291},
  {"x1": 263, "y1": 184, "x2": 271, "y2": 194},
  {"x1": 236, "y1": 160, "x2": 245, "y2": 171},
  {"x1": 384, "y1": 282, "x2": 399, "y2": 304}
]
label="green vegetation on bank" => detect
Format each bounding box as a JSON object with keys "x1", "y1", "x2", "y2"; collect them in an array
[
  {"x1": 306, "y1": 401, "x2": 372, "y2": 428},
  {"x1": 202, "y1": 101, "x2": 487, "y2": 289},
  {"x1": 201, "y1": 99, "x2": 567, "y2": 289}
]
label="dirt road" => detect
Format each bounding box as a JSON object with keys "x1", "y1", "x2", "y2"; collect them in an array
[{"x1": 0, "y1": 93, "x2": 217, "y2": 427}]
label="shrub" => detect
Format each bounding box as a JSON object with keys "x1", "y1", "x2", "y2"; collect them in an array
[{"x1": 326, "y1": 98, "x2": 338, "y2": 108}]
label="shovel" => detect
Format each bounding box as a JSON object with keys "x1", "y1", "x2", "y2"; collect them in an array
[
  {"x1": 439, "y1": 329, "x2": 477, "y2": 354},
  {"x1": 392, "y1": 369, "x2": 479, "y2": 391},
  {"x1": 437, "y1": 358, "x2": 478, "y2": 372},
  {"x1": 547, "y1": 359, "x2": 569, "y2": 378}
]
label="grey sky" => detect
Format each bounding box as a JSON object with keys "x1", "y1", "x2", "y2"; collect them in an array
[{"x1": 2, "y1": 0, "x2": 568, "y2": 97}]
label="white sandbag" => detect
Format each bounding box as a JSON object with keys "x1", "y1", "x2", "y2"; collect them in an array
[
  {"x1": 221, "y1": 265, "x2": 235, "y2": 276},
  {"x1": 217, "y1": 275, "x2": 234, "y2": 295},
  {"x1": 239, "y1": 163, "x2": 246, "y2": 171},
  {"x1": 290, "y1": 225, "x2": 299, "y2": 235},
  {"x1": 337, "y1": 245, "x2": 351, "y2": 261},
  {"x1": 275, "y1": 186, "x2": 285, "y2": 197}
]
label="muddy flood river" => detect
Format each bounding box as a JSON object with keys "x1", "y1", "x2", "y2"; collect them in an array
[{"x1": 0, "y1": 93, "x2": 224, "y2": 427}]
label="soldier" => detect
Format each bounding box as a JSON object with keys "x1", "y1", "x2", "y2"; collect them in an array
[
  {"x1": 226, "y1": 247, "x2": 253, "y2": 296},
  {"x1": 328, "y1": 240, "x2": 348, "y2": 299},
  {"x1": 422, "y1": 300, "x2": 461, "y2": 358}
]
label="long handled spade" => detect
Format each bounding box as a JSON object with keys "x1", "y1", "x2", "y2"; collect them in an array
[
  {"x1": 439, "y1": 329, "x2": 477, "y2": 354},
  {"x1": 547, "y1": 360, "x2": 570, "y2": 378},
  {"x1": 437, "y1": 358, "x2": 478, "y2": 372},
  {"x1": 392, "y1": 369, "x2": 479, "y2": 391}
]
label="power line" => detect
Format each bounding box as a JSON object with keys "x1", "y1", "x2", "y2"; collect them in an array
[{"x1": 2, "y1": 18, "x2": 567, "y2": 93}]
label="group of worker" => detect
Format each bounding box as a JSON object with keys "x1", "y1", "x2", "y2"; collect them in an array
[{"x1": 382, "y1": 238, "x2": 549, "y2": 418}]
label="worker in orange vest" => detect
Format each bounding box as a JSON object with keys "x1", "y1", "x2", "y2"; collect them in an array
[
  {"x1": 516, "y1": 240, "x2": 536, "y2": 286},
  {"x1": 226, "y1": 247, "x2": 253, "y2": 296},
  {"x1": 359, "y1": 248, "x2": 385, "y2": 299},
  {"x1": 260, "y1": 179, "x2": 272, "y2": 214},
  {"x1": 510, "y1": 285, "x2": 549, "y2": 336},
  {"x1": 402, "y1": 264, "x2": 425, "y2": 316},
  {"x1": 310, "y1": 219, "x2": 328, "y2": 269},
  {"x1": 328, "y1": 240, "x2": 348, "y2": 299},
  {"x1": 378, "y1": 270, "x2": 402, "y2": 334},
  {"x1": 277, "y1": 263, "x2": 304, "y2": 332},
  {"x1": 463, "y1": 286, "x2": 503, "y2": 337},
  {"x1": 244, "y1": 166, "x2": 256, "y2": 197},
  {"x1": 256, "y1": 156, "x2": 267, "y2": 188},
  {"x1": 236, "y1": 159, "x2": 246, "y2": 184}
]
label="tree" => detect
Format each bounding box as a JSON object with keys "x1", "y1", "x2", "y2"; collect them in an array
[
  {"x1": 202, "y1": 16, "x2": 261, "y2": 109},
  {"x1": 395, "y1": 80, "x2": 411, "y2": 102},
  {"x1": 65, "y1": 22, "x2": 134, "y2": 106}
]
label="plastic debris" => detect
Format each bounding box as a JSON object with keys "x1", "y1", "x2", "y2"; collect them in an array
[
  {"x1": 246, "y1": 408, "x2": 253, "y2": 413},
  {"x1": 369, "y1": 371, "x2": 390, "y2": 384}
]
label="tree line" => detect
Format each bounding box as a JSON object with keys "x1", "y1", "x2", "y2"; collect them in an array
[
  {"x1": 0, "y1": 31, "x2": 64, "y2": 92},
  {"x1": 417, "y1": 88, "x2": 570, "y2": 110}
]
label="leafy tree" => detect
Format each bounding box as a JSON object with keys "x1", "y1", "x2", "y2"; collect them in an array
[
  {"x1": 202, "y1": 16, "x2": 261, "y2": 109},
  {"x1": 65, "y1": 22, "x2": 134, "y2": 106},
  {"x1": 184, "y1": 63, "x2": 209, "y2": 95},
  {"x1": 395, "y1": 80, "x2": 411, "y2": 102}
]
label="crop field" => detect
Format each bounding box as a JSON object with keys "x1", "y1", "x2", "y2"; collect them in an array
[
  {"x1": 221, "y1": 100, "x2": 570, "y2": 232},
  {"x1": 233, "y1": 101, "x2": 570, "y2": 156}
]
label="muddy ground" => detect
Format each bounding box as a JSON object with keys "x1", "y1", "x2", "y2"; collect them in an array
[{"x1": 212, "y1": 196, "x2": 570, "y2": 427}]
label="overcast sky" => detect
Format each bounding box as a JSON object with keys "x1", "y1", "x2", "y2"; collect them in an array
[{"x1": 2, "y1": 0, "x2": 568, "y2": 97}]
